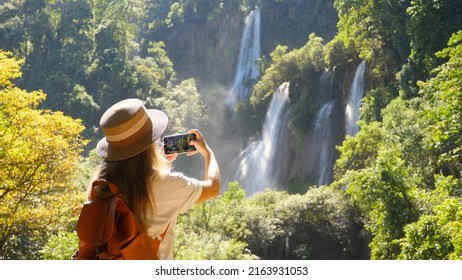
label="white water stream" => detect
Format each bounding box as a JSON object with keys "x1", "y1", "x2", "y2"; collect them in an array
[
  {"x1": 225, "y1": 7, "x2": 261, "y2": 110},
  {"x1": 345, "y1": 60, "x2": 366, "y2": 136},
  {"x1": 227, "y1": 82, "x2": 290, "y2": 196},
  {"x1": 311, "y1": 101, "x2": 336, "y2": 186}
]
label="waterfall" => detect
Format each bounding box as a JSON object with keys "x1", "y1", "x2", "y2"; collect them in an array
[
  {"x1": 319, "y1": 68, "x2": 334, "y2": 100},
  {"x1": 345, "y1": 60, "x2": 366, "y2": 136},
  {"x1": 225, "y1": 7, "x2": 261, "y2": 110},
  {"x1": 227, "y1": 82, "x2": 290, "y2": 196},
  {"x1": 310, "y1": 101, "x2": 336, "y2": 186}
]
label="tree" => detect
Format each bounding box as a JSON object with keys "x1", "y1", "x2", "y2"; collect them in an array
[
  {"x1": 399, "y1": 176, "x2": 462, "y2": 260},
  {"x1": 3, "y1": 0, "x2": 98, "y2": 139},
  {"x1": 137, "y1": 0, "x2": 172, "y2": 56},
  {"x1": 419, "y1": 31, "x2": 462, "y2": 178},
  {"x1": 334, "y1": 121, "x2": 384, "y2": 178},
  {"x1": 0, "y1": 51, "x2": 87, "y2": 259},
  {"x1": 0, "y1": 0, "x2": 27, "y2": 56},
  {"x1": 151, "y1": 78, "x2": 206, "y2": 134},
  {"x1": 176, "y1": 181, "x2": 365, "y2": 260},
  {"x1": 334, "y1": 0, "x2": 411, "y2": 86},
  {"x1": 91, "y1": 0, "x2": 141, "y2": 58},
  {"x1": 165, "y1": 0, "x2": 243, "y2": 27},
  {"x1": 133, "y1": 41, "x2": 176, "y2": 102},
  {"x1": 381, "y1": 97, "x2": 433, "y2": 186},
  {"x1": 341, "y1": 147, "x2": 418, "y2": 259},
  {"x1": 174, "y1": 182, "x2": 256, "y2": 260},
  {"x1": 393, "y1": 32, "x2": 462, "y2": 259},
  {"x1": 405, "y1": 0, "x2": 462, "y2": 87},
  {"x1": 269, "y1": 186, "x2": 363, "y2": 259}
]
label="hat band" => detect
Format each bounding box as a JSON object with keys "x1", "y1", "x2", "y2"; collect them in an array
[
  {"x1": 105, "y1": 112, "x2": 149, "y2": 142},
  {"x1": 107, "y1": 118, "x2": 152, "y2": 149}
]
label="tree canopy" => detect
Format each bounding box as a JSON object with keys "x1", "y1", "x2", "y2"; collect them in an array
[
  {"x1": 0, "y1": 51, "x2": 87, "y2": 259},
  {"x1": 0, "y1": 0, "x2": 462, "y2": 260}
]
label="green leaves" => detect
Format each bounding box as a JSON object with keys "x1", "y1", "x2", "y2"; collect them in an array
[
  {"x1": 333, "y1": 29, "x2": 462, "y2": 259},
  {"x1": 420, "y1": 31, "x2": 462, "y2": 177},
  {"x1": 175, "y1": 182, "x2": 363, "y2": 260},
  {"x1": 152, "y1": 78, "x2": 206, "y2": 134}
]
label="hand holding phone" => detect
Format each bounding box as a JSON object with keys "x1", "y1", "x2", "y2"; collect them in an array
[{"x1": 162, "y1": 133, "x2": 197, "y2": 155}]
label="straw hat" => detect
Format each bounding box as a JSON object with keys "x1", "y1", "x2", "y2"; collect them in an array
[{"x1": 96, "y1": 98, "x2": 168, "y2": 161}]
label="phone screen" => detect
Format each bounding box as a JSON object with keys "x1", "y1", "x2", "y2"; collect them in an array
[{"x1": 162, "y1": 133, "x2": 197, "y2": 154}]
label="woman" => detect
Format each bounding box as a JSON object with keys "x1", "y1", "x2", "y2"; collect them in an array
[{"x1": 90, "y1": 98, "x2": 220, "y2": 259}]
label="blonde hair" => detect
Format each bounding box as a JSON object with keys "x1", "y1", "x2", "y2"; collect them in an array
[{"x1": 88, "y1": 141, "x2": 171, "y2": 231}]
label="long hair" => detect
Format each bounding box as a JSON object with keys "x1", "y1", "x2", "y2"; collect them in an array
[{"x1": 88, "y1": 141, "x2": 171, "y2": 231}]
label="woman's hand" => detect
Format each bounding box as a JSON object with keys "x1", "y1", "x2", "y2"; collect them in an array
[
  {"x1": 163, "y1": 152, "x2": 178, "y2": 162},
  {"x1": 187, "y1": 129, "x2": 210, "y2": 157}
]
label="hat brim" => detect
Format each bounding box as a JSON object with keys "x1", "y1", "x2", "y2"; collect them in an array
[{"x1": 96, "y1": 109, "x2": 168, "y2": 161}]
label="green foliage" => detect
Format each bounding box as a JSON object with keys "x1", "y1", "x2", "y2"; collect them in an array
[
  {"x1": 165, "y1": 0, "x2": 249, "y2": 27},
  {"x1": 381, "y1": 97, "x2": 433, "y2": 186},
  {"x1": 361, "y1": 86, "x2": 396, "y2": 123},
  {"x1": 334, "y1": 121, "x2": 384, "y2": 178},
  {"x1": 1, "y1": 0, "x2": 462, "y2": 261},
  {"x1": 399, "y1": 175, "x2": 462, "y2": 260},
  {"x1": 176, "y1": 182, "x2": 364, "y2": 260},
  {"x1": 92, "y1": 0, "x2": 140, "y2": 56},
  {"x1": 335, "y1": 0, "x2": 462, "y2": 99},
  {"x1": 151, "y1": 78, "x2": 206, "y2": 134},
  {"x1": 175, "y1": 182, "x2": 256, "y2": 259},
  {"x1": 399, "y1": 214, "x2": 454, "y2": 260},
  {"x1": 342, "y1": 147, "x2": 418, "y2": 259},
  {"x1": 333, "y1": 28, "x2": 462, "y2": 259},
  {"x1": 406, "y1": 0, "x2": 462, "y2": 85},
  {"x1": 269, "y1": 186, "x2": 362, "y2": 259},
  {"x1": 335, "y1": 97, "x2": 432, "y2": 259},
  {"x1": 147, "y1": 41, "x2": 176, "y2": 85},
  {"x1": 419, "y1": 31, "x2": 462, "y2": 178},
  {"x1": 324, "y1": 36, "x2": 353, "y2": 69},
  {"x1": 286, "y1": 176, "x2": 310, "y2": 194},
  {"x1": 41, "y1": 231, "x2": 79, "y2": 260},
  {"x1": 64, "y1": 84, "x2": 100, "y2": 130},
  {"x1": 0, "y1": 0, "x2": 26, "y2": 55},
  {"x1": 174, "y1": 223, "x2": 256, "y2": 260},
  {"x1": 132, "y1": 42, "x2": 175, "y2": 100},
  {"x1": 251, "y1": 34, "x2": 326, "y2": 140},
  {"x1": 335, "y1": 0, "x2": 410, "y2": 82}
]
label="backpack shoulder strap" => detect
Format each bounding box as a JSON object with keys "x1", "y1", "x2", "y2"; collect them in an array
[
  {"x1": 77, "y1": 192, "x2": 120, "y2": 246},
  {"x1": 90, "y1": 179, "x2": 120, "y2": 200},
  {"x1": 151, "y1": 223, "x2": 170, "y2": 258},
  {"x1": 158, "y1": 223, "x2": 170, "y2": 241},
  {"x1": 77, "y1": 180, "x2": 121, "y2": 247}
]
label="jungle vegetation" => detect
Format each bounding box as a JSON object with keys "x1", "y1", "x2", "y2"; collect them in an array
[{"x1": 1, "y1": 0, "x2": 462, "y2": 260}]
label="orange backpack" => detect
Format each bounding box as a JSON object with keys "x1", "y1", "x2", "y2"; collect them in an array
[{"x1": 72, "y1": 179, "x2": 167, "y2": 260}]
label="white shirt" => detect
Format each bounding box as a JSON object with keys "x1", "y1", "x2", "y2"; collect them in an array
[{"x1": 145, "y1": 172, "x2": 203, "y2": 259}]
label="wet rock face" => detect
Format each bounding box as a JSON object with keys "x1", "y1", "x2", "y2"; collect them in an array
[
  {"x1": 260, "y1": 0, "x2": 338, "y2": 56},
  {"x1": 166, "y1": 9, "x2": 245, "y2": 87}
]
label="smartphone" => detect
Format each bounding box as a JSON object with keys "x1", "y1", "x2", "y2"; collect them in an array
[{"x1": 162, "y1": 133, "x2": 197, "y2": 154}]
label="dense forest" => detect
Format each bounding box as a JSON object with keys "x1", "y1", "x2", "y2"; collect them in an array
[{"x1": 1, "y1": 0, "x2": 462, "y2": 260}]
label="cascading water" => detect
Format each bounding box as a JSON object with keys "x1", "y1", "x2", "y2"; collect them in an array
[
  {"x1": 227, "y1": 82, "x2": 290, "y2": 196},
  {"x1": 310, "y1": 101, "x2": 336, "y2": 186},
  {"x1": 345, "y1": 60, "x2": 366, "y2": 136},
  {"x1": 225, "y1": 7, "x2": 261, "y2": 110}
]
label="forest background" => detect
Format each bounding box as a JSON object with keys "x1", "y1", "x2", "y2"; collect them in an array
[{"x1": 1, "y1": 0, "x2": 462, "y2": 260}]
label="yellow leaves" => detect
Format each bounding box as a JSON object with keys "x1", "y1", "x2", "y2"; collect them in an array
[
  {"x1": 0, "y1": 51, "x2": 24, "y2": 89},
  {"x1": 1, "y1": 87, "x2": 47, "y2": 113},
  {"x1": 0, "y1": 50, "x2": 88, "y2": 255},
  {"x1": 3, "y1": 93, "x2": 75, "y2": 172}
]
